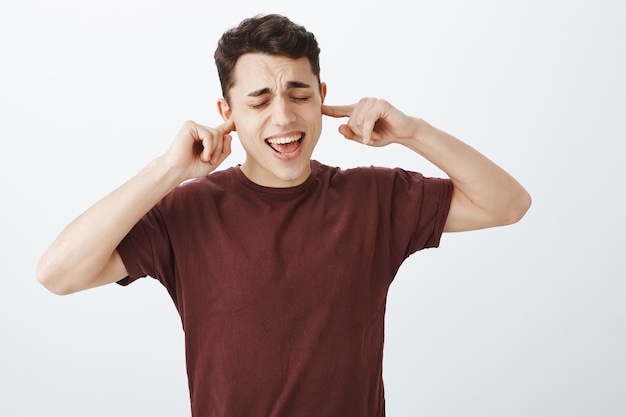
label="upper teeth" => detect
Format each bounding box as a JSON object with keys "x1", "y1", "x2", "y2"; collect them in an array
[{"x1": 266, "y1": 135, "x2": 301, "y2": 145}]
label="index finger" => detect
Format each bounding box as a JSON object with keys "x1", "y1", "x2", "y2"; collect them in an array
[
  {"x1": 217, "y1": 117, "x2": 235, "y2": 134},
  {"x1": 322, "y1": 104, "x2": 356, "y2": 118}
]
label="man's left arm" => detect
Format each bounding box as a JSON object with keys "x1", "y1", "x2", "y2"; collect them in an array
[{"x1": 322, "y1": 98, "x2": 531, "y2": 232}]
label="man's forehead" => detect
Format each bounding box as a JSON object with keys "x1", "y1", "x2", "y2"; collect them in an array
[{"x1": 232, "y1": 54, "x2": 316, "y2": 92}]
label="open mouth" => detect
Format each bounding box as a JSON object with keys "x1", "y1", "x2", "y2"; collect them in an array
[{"x1": 265, "y1": 134, "x2": 304, "y2": 155}]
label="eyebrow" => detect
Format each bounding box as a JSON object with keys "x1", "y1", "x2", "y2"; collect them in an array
[{"x1": 247, "y1": 81, "x2": 312, "y2": 97}]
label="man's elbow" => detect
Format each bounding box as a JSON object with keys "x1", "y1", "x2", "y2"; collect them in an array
[
  {"x1": 36, "y1": 257, "x2": 76, "y2": 296},
  {"x1": 501, "y1": 188, "x2": 532, "y2": 226}
]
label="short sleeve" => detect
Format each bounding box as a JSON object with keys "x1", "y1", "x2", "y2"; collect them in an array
[
  {"x1": 408, "y1": 175, "x2": 453, "y2": 253},
  {"x1": 116, "y1": 204, "x2": 175, "y2": 289},
  {"x1": 383, "y1": 168, "x2": 453, "y2": 259}
]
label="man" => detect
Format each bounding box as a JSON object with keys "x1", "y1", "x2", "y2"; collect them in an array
[{"x1": 37, "y1": 14, "x2": 530, "y2": 417}]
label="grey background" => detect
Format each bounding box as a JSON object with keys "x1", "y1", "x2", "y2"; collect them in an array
[{"x1": 1, "y1": 0, "x2": 624, "y2": 415}]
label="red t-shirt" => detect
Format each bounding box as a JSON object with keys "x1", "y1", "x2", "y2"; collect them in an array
[{"x1": 117, "y1": 161, "x2": 452, "y2": 417}]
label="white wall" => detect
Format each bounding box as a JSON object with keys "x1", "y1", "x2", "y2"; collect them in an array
[{"x1": 1, "y1": 0, "x2": 625, "y2": 416}]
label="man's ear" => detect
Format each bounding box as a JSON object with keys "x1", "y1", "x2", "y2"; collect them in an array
[
  {"x1": 217, "y1": 98, "x2": 235, "y2": 130},
  {"x1": 320, "y1": 82, "x2": 327, "y2": 104}
]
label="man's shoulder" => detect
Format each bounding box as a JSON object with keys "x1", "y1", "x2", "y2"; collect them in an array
[
  {"x1": 163, "y1": 166, "x2": 238, "y2": 202},
  {"x1": 314, "y1": 160, "x2": 420, "y2": 184}
]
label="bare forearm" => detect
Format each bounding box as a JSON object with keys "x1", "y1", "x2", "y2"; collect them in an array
[
  {"x1": 401, "y1": 118, "x2": 531, "y2": 231},
  {"x1": 36, "y1": 156, "x2": 183, "y2": 294}
]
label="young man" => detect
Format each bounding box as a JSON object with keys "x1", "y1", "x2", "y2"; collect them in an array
[{"x1": 37, "y1": 14, "x2": 530, "y2": 417}]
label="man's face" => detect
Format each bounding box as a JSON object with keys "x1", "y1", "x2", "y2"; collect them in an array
[{"x1": 218, "y1": 53, "x2": 326, "y2": 187}]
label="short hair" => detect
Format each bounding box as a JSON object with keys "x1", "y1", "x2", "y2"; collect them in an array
[{"x1": 214, "y1": 14, "x2": 321, "y2": 102}]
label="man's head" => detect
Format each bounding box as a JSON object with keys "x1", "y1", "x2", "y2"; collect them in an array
[
  {"x1": 213, "y1": 15, "x2": 327, "y2": 188},
  {"x1": 214, "y1": 14, "x2": 321, "y2": 103}
]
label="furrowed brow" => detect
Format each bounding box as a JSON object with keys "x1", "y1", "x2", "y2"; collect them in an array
[
  {"x1": 247, "y1": 82, "x2": 312, "y2": 97},
  {"x1": 247, "y1": 87, "x2": 273, "y2": 98},
  {"x1": 287, "y1": 81, "x2": 311, "y2": 89}
]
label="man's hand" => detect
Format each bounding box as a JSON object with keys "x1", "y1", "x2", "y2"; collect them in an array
[
  {"x1": 322, "y1": 98, "x2": 418, "y2": 146},
  {"x1": 164, "y1": 119, "x2": 235, "y2": 182}
]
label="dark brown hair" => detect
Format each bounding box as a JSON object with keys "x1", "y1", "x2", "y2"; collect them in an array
[{"x1": 214, "y1": 14, "x2": 321, "y2": 102}]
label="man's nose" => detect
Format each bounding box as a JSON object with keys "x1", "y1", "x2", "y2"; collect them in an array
[{"x1": 271, "y1": 98, "x2": 296, "y2": 126}]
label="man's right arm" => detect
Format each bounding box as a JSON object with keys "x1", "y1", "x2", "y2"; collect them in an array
[{"x1": 36, "y1": 120, "x2": 234, "y2": 295}]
